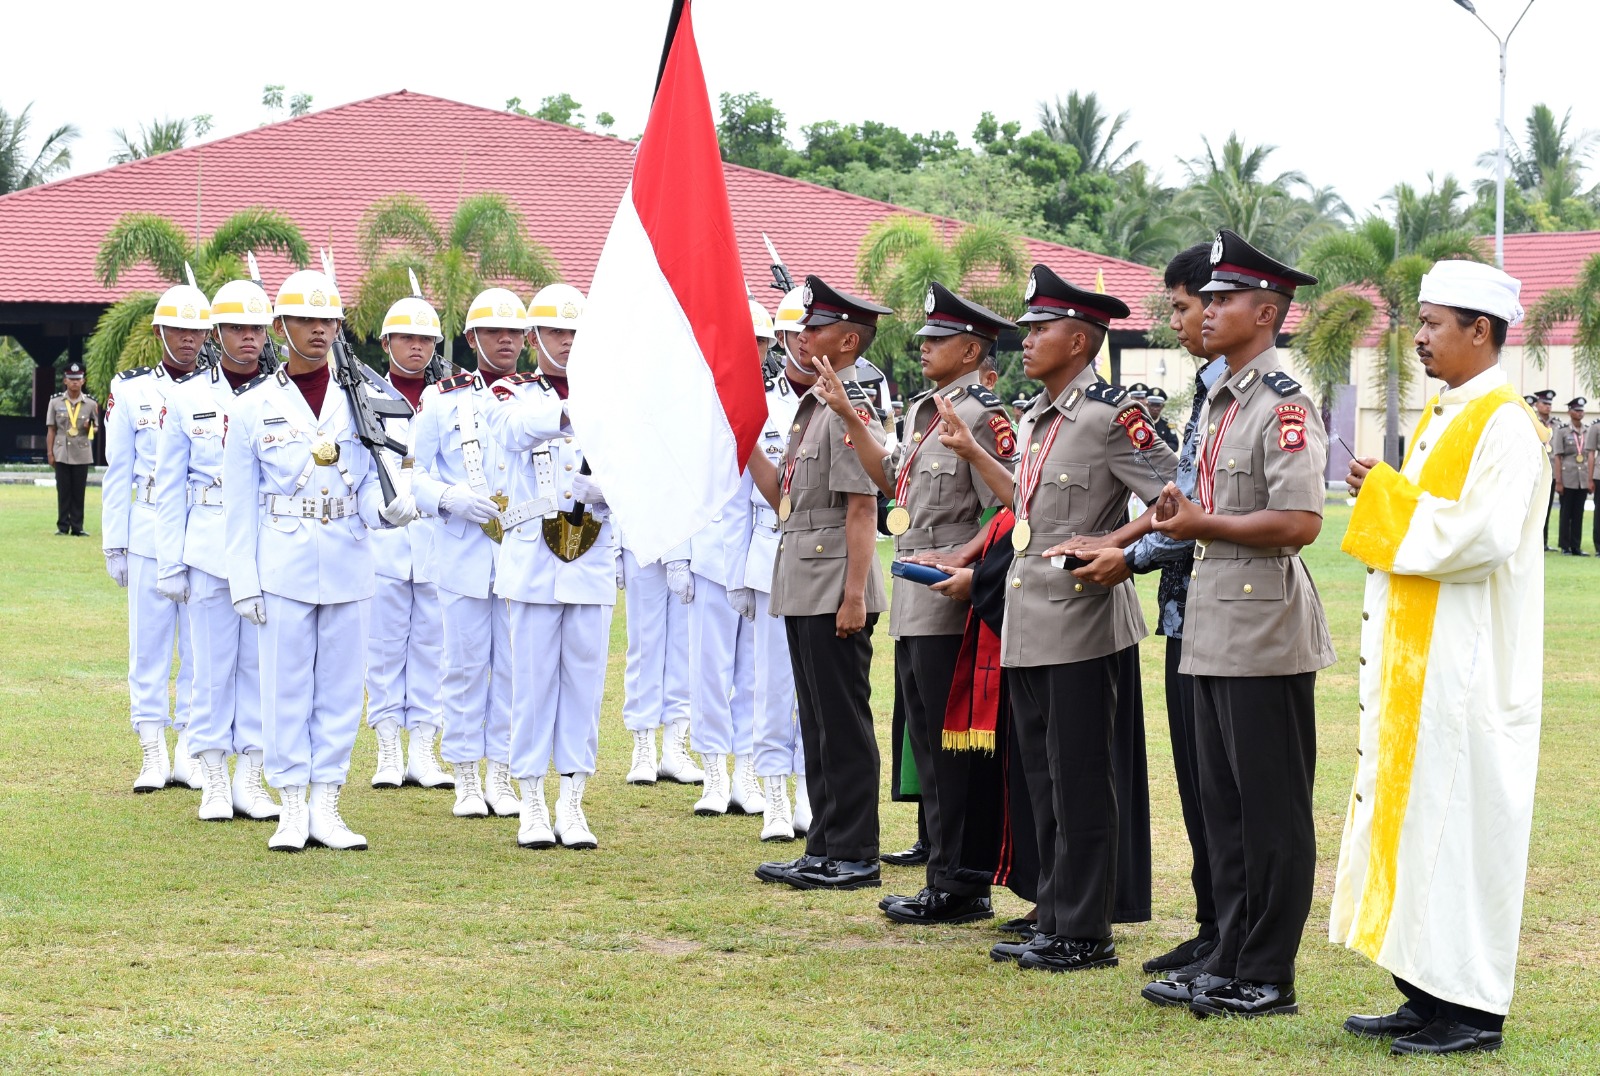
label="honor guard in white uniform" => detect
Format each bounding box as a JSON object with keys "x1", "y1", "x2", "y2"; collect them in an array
[
  {"x1": 484, "y1": 283, "x2": 616, "y2": 850},
  {"x1": 365, "y1": 290, "x2": 451, "y2": 793},
  {"x1": 618, "y1": 536, "x2": 699, "y2": 785},
  {"x1": 104, "y1": 282, "x2": 204, "y2": 793},
  {"x1": 223, "y1": 269, "x2": 418, "y2": 852},
  {"x1": 153, "y1": 277, "x2": 281, "y2": 821},
  {"x1": 407, "y1": 290, "x2": 526, "y2": 819}
]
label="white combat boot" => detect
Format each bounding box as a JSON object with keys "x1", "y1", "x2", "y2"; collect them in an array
[
  {"x1": 370, "y1": 719, "x2": 404, "y2": 789},
  {"x1": 517, "y1": 776, "x2": 555, "y2": 849},
  {"x1": 728, "y1": 754, "x2": 767, "y2": 816},
  {"x1": 170, "y1": 727, "x2": 202, "y2": 789},
  {"x1": 792, "y1": 774, "x2": 813, "y2": 835},
  {"x1": 307, "y1": 782, "x2": 367, "y2": 850},
  {"x1": 657, "y1": 719, "x2": 704, "y2": 784},
  {"x1": 197, "y1": 749, "x2": 234, "y2": 822},
  {"x1": 231, "y1": 749, "x2": 280, "y2": 820},
  {"x1": 404, "y1": 723, "x2": 454, "y2": 788},
  {"x1": 693, "y1": 753, "x2": 731, "y2": 816},
  {"x1": 133, "y1": 721, "x2": 170, "y2": 793},
  {"x1": 268, "y1": 785, "x2": 309, "y2": 852},
  {"x1": 452, "y1": 760, "x2": 488, "y2": 818},
  {"x1": 760, "y1": 775, "x2": 795, "y2": 842},
  {"x1": 484, "y1": 760, "x2": 522, "y2": 817},
  {"x1": 553, "y1": 774, "x2": 597, "y2": 849},
  {"x1": 626, "y1": 728, "x2": 658, "y2": 785}
]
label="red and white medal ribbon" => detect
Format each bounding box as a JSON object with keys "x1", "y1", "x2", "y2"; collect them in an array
[{"x1": 1196, "y1": 398, "x2": 1241, "y2": 514}]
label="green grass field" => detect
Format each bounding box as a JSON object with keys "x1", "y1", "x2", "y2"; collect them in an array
[{"x1": 1, "y1": 484, "x2": 1595, "y2": 1074}]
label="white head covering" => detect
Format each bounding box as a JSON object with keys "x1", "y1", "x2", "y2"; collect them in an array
[{"x1": 1418, "y1": 259, "x2": 1524, "y2": 326}]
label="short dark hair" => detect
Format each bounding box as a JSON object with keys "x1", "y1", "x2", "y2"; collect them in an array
[
  {"x1": 979, "y1": 351, "x2": 998, "y2": 374},
  {"x1": 1165, "y1": 243, "x2": 1213, "y2": 298},
  {"x1": 1451, "y1": 306, "x2": 1509, "y2": 349}
]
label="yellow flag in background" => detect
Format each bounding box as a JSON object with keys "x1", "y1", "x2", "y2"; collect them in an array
[{"x1": 1094, "y1": 269, "x2": 1112, "y2": 379}]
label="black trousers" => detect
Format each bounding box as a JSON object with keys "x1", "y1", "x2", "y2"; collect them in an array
[
  {"x1": 786, "y1": 613, "x2": 879, "y2": 862},
  {"x1": 1194, "y1": 673, "x2": 1317, "y2": 986},
  {"x1": 54, "y1": 462, "x2": 88, "y2": 533},
  {"x1": 1543, "y1": 477, "x2": 1554, "y2": 548},
  {"x1": 1394, "y1": 975, "x2": 1505, "y2": 1034},
  {"x1": 1557, "y1": 487, "x2": 1588, "y2": 552},
  {"x1": 1166, "y1": 638, "x2": 1217, "y2": 939}
]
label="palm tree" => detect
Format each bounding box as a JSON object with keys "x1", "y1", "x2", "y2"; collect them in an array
[
  {"x1": 109, "y1": 118, "x2": 194, "y2": 164},
  {"x1": 1037, "y1": 91, "x2": 1139, "y2": 176},
  {"x1": 351, "y1": 193, "x2": 558, "y2": 366},
  {"x1": 1298, "y1": 217, "x2": 1486, "y2": 466},
  {"x1": 84, "y1": 209, "x2": 309, "y2": 398},
  {"x1": 855, "y1": 214, "x2": 1028, "y2": 393},
  {"x1": 1476, "y1": 104, "x2": 1599, "y2": 231},
  {"x1": 0, "y1": 101, "x2": 78, "y2": 194},
  {"x1": 1176, "y1": 134, "x2": 1349, "y2": 261},
  {"x1": 1525, "y1": 252, "x2": 1600, "y2": 394},
  {"x1": 1098, "y1": 162, "x2": 1189, "y2": 267}
]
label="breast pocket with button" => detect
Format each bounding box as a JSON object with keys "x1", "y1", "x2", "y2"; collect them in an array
[
  {"x1": 917, "y1": 454, "x2": 960, "y2": 509},
  {"x1": 1216, "y1": 440, "x2": 1259, "y2": 512},
  {"x1": 1037, "y1": 463, "x2": 1091, "y2": 527},
  {"x1": 795, "y1": 443, "x2": 822, "y2": 490}
]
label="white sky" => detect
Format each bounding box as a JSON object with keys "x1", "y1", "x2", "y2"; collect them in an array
[{"x1": 7, "y1": 0, "x2": 1585, "y2": 222}]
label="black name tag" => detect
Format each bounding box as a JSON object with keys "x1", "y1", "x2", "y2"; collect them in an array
[
  {"x1": 193, "y1": 411, "x2": 216, "y2": 420},
  {"x1": 263, "y1": 416, "x2": 287, "y2": 426}
]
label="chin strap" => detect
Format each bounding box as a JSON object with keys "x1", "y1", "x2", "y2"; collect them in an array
[
  {"x1": 532, "y1": 327, "x2": 568, "y2": 373},
  {"x1": 471, "y1": 337, "x2": 517, "y2": 380}
]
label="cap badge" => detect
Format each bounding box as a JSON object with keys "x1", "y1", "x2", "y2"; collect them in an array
[
  {"x1": 1025, "y1": 274, "x2": 1038, "y2": 300},
  {"x1": 309, "y1": 289, "x2": 327, "y2": 307},
  {"x1": 925, "y1": 287, "x2": 936, "y2": 314},
  {"x1": 1210, "y1": 234, "x2": 1224, "y2": 265},
  {"x1": 561, "y1": 302, "x2": 579, "y2": 320},
  {"x1": 802, "y1": 284, "x2": 813, "y2": 308},
  {"x1": 1067, "y1": 308, "x2": 1078, "y2": 319},
  {"x1": 247, "y1": 297, "x2": 266, "y2": 313},
  {"x1": 180, "y1": 303, "x2": 197, "y2": 319},
  {"x1": 496, "y1": 301, "x2": 513, "y2": 317}
]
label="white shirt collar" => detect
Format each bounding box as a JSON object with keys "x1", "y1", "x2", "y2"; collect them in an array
[{"x1": 1437, "y1": 364, "x2": 1506, "y2": 407}]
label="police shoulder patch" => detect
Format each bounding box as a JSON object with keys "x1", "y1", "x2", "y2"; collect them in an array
[
  {"x1": 1084, "y1": 382, "x2": 1127, "y2": 407},
  {"x1": 234, "y1": 372, "x2": 272, "y2": 396},
  {"x1": 507, "y1": 371, "x2": 550, "y2": 390},
  {"x1": 117, "y1": 367, "x2": 152, "y2": 381},
  {"x1": 1112, "y1": 404, "x2": 1159, "y2": 451},
  {"x1": 1264, "y1": 371, "x2": 1303, "y2": 397},
  {"x1": 437, "y1": 372, "x2": 479, "y2": 394}
]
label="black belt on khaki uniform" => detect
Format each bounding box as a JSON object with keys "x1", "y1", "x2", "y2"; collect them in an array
[
  {"x1": 897, "y1": 521, "x2": 979, "y2": 551},
  {"x1": 784, "y1": 507, "x2": 848, "y2": 530},
  {"x1": 1193, "y1": 539, "x2": 1296, "y2": 560}
]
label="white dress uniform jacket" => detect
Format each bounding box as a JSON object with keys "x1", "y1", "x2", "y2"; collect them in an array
[{"x1": 409, "y1": 374, "x2": 506, "y2": 597}]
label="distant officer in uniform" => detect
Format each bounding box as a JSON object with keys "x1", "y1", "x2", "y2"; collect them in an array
[
  {"x1": 409, "y1": 288, "x2": 523, "y2": 819},
  {"x1": 1530, "y1": 389, "x2": 1555, "y2": 548},
  {"x1": 365, "y1": 291, "x2": 452, "y2": 793},
  {"x1": 978, "y1": 265, "x2": 1175, "y2": 974},
  {"x1": 618, "y1": 538, "x2": 699, "y2": 785},
  {"x1": 1149, "y1": 229, "x2": 1335, "y2": 1018},
  {"x1": 45, "y1": 361, "x2": 99, "y2": 536},
  {"x1": 1552, "y1": 397, "x2": 1588, "y2": 555},
  {"x1": 1584, "y1": 406, "x2": 1600, "y2": 553},
  {"x1": 153, "y1": 277, "x2": 281, "y2": 822},
  {"x1": 485, "y1": 283, "x2": 616, "y2": 851},
  {"x1": 814, "y1": 280, "x2": 1019, "y2": 925},
  {"x1": 1147, "y1": 386, "x2": 1179, "y2": 450},
  {"x1": 223, "y1": 269, "x2": 418, "y2": 852},
  {"x1": 748, "y1": 275, "x2": 892, "y2": 891},
  {"x1": 103, "y1": 282, "x2": 206, "y2": 793}
]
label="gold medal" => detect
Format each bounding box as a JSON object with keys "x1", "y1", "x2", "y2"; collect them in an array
[
  {"x1": 885, "y1": 506, "x2": 911, "y2": 535},
  {"x1": 311, "y1": 439, "x2": 340, "y2": 466},
  {"x1": 777, "y1": 494, "x2": 792, "y2": 521},
  {"x1": 1012, "y1": 519, "x2": 1032, "y2": 551}
]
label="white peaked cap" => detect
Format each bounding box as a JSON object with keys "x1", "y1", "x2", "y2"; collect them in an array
[{"x1": 1419, "y1": 259, "x2": 1524, "y2": 327}]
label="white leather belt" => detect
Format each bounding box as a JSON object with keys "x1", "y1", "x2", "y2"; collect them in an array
[
  {"x1": 753, "y1": 505, "x2": 780, "y2": 531},
  {"x1": 134, "y1": 477, "x2": 156, "y2": 504},
  {"x1": 501, "y1": 497, "x2": 558, "y2": 531},
  {"x1": 263, "y1": 492, "x2": 358, "y2": 520},
  {"x1": 187, "y1": 484, "x2": 224, "y2": 506}
]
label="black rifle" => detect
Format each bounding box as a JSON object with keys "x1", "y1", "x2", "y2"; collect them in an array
[
  {"x1": 330, "y1": 332, "x2": 414, "y2": 506},
  {"x1": 762, "y1": 233, "x2": 795, "y2": 294},
  {"x1": 196, "y1": 338, "x2": 221, "y2": 373},
  {"x1": 423, "y1": 351, "x2": 453, "y2": 386}
]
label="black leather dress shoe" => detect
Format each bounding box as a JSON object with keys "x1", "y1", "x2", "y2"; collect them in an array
[
  {"x1": 1142, "y1": 971, "x2": 1229, "y2": 1008},
  {"x1": 1189, "y1": 978, "x2": 1297, "y2": 1018},
  {"x1": 884, "y1": 890, "x2": 993, "y2": 925},
  {"x1": 787, "y1": 858, "x2": 881, "y2": 890},
  {"x1": 878, "y1": 887, "x2": 930, "y2": 912},
  {"x1": 1142, "y1": 934, "x2": 1218, "y2": 973},
  {"x1": 755, "y1": 854, "x2": 823, "y2": 885},
  {"x1": 990, "y1": 932, "x2": 1054, "y2": 963},
  {"x1": 880, "y1": 839, "x2": 929, "y2": 866},
  {"x1": 1343, "y1": 1005, "x2": 1431, "y2": 1039},
  {"x1": 996, "y1": 916, "x2": 1037, "y2": 936},
  {"x1": 1017, "y1": 936, "x2": 1118, "y2": 973},
  {"x1": 1390, "y1": 1018, "x2": 1503, "y2": 1055}
]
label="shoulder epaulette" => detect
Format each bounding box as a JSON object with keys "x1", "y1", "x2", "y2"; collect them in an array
[
  {"x1": 843, "y1": 380, "x2": 872, "y2": 403},
  {"x1": 1084, "y1": 382, "x2": 1127, "y2": 407},
  {"x1": 234, "y1": 372, "x2": 272, "y2": 396},
  {"x1": 507, "y1": 371, "x2": 551, "y2": 390},
  {"x1": 117, "y1": 367, "x2": 152, "y2": 381},
  {"x1": 175, "y1": 368, "x2": 204, "y2": 384},
  {"x1": 49, "y1": 391, "x2": 62, "y2": 400},
  {"x1": 1264, "y1": 371, "x2": 1302, "y2": 397},
  {"x1": 965, "y1": 384, "x2": 1005, "y2": 410},
  {"x1": 438, "y1": 372, "x2": 480, "y2": 394}
]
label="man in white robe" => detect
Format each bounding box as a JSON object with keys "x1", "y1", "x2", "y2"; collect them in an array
[{"x1": 1334, "y1": 260, "x2": 1546, "y2": 1056}]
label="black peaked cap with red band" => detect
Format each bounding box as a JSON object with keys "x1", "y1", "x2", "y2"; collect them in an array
[
  {"x1": 800, "y1": 274, "x2": 893, "y2": 328},
  {"x1": 915, "y1": 280, "x2": 1017, "y2": 341},
  {"x1": 1016, "y1": 263, "x2": 1130, "y2": 326},
  {"x1": 1201, "y1": 228, "x2": 1317, "y2": 297}
]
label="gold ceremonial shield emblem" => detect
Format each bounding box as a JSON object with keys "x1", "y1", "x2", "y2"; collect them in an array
[
  {"x1": 543, "y1": 510, "x2": 602, "y2": 562},
  {"x1": 479, "y1": 492, "x2": 510, "y2": 544},
  {"x1": 311, "y1": 440, "x2": 340, "y2": 466}
]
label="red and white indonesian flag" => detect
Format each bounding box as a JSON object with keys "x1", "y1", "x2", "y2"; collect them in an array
[{"x1": 567, "y1": 0, "x2": 767, "y2": 564}]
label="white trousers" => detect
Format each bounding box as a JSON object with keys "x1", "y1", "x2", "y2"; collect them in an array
[
  {"x1": 125, "y1": 552, "x2": 193, "y2": 731},
  {"x1": 508, "y1": 601, "x2": 610, "y2": 779},
  {"x1": 366, "y1": 575, "x2": 443, "y2": 732},
  {"x1": 687, "y1": 576, "x2": 756, "y2": 756},
  {"x1": 437, "y1": 589, "x2": 513, "y2": 765},
  {"x1": 184, "y1": 568, "x2": 262, "y2": 756},
  {"x1": 620, "y1": 551, "x2": 691, "y2": 732},
  {"x1": 750, "y1": 590, "x2": 804, "y2": 777},
  {"x1": 257, "y1": 593, "x2": 369, "y2": 788}
]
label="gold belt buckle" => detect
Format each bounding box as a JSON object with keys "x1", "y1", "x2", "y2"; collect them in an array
[{"x1": 1194, "y1": 540, "x2": 1210, "y2": 561}]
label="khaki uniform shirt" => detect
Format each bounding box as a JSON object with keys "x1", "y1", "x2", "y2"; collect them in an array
[
  {"x1": 1584, "y1": 424, "x2": 1600, "y2": 483},
  {"x1": 1551, "y1": 423, "x2": 1587, "y2": 488},
  {"x1": 46, "y1": 392, "x2": 100, "y2": 464},
  {"x1": 889, "y1": 371, "x2": 1016, "y2": 637},
  {"x1": 770, "y1": 366, "x2": 890, "y2": 618},
  {"x1": 999, "y1": 364, "x2": 1177, "y2": 668},
  {"x1": 1179, "y1": 347, "x2": 1336, "y2": 678}
]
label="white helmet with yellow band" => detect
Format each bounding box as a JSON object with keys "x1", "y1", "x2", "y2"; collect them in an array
[
  {"x1": 382, "y1": 296, "x2": 443, "y2": 339},
  {"x1": 526, "y1": 283, "x2": 585, "y2": 331},
  {"x1": 750, "y1": 298, "x2": 775, "y2": 341},
  {"x1": 209, "y1": 279, "x2": 274, "y2": 326},
  {"x1": 274, "y1": 270, "x2": 343, "y2": 319},
  {"x1": 464, "y1": 287, "x2": 528, "y2": 332},
  {"x1": 151, "y1": 284, "x2": 212, "y2": 329}
]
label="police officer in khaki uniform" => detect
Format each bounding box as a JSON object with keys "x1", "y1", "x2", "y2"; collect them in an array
[
  {"x1": 980, "y1": 264, "x2": 1176, "y2": 974},
  {"x1": 45, "y1": 360, "x2": 100, "y2": 536},
  {"x1": 1552, "y1": 397, "x2": 1588, "y2": 555},
  {"x1": 748, "y1": 275, "x2": 891, "y2": 892},
  {"x1": 813, "y1": 281, "x2": 1019, "y2": 924},
  {"x1": 1148, "y1": 229, "x2": 1335, "y2": 1018},
  {"x1": 1527, "y1": 391, "x2": 1555, "y2": 549}
]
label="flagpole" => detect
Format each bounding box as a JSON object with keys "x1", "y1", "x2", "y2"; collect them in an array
[{"x1": 654, "y1": 0, "x2": 688, "y2": 97}]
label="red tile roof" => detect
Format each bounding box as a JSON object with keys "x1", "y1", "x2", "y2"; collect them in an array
[{"x1": 0, "y1": 90, "x2": 1163, "y2": 330}]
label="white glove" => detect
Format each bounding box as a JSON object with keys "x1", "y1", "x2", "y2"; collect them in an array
[
  {"x1": 571, "y1": 472, "x2": 606, "y2": 508},
  {"x1": 726, "y1": 586, "x2": 756, "y2": 621},
  {"x1": 155, "y1": 569, "x2": 189, "y2": 604},
  {"x1": 665, "y1": 559, "x2": 694, "y2": 604},
  {"x1": 105, "y1": 550, "x2": 129, "y2": 588},
  {"x1": 234, "y1": 597, "x2": 267, "y2": 625},
  {"x1": 440, "y1": 483, "x2": 500, "y2": 524},
  {"x1": 380, "y1": 492, "x2": 419, "y2": 527},
  {"x1": 615, "y1": 554, "x2": 626, "y2": 590}
]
